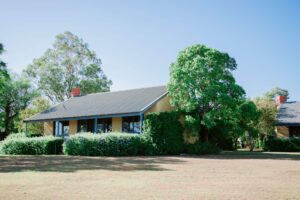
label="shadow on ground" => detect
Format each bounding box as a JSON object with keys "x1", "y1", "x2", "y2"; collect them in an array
[
  {"x1": 0, "y1": 156, "x2": 185, "y2": 173},
  {"x1": 187, "y1": 151, "x2": 300, "y2": 161},
  {"x1": 1, "y1": 152, "x2": 299, "y2": 173}
]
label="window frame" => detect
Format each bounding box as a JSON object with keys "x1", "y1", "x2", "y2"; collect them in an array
[{"x1": 122, "y1": 116, "x2": 140, "y2": 133}]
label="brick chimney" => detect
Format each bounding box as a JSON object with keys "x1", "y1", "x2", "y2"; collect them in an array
[
  {"x1": 71, "y1": 87, "x2": 81, "y2": 97},
  {"x1": 276, "y1": 95, "x2": 286, "y2": 105}
]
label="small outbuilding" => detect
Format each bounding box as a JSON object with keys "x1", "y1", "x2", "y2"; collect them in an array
[{"x1": 275, "y1": 96, "x2": 300, "y2": 137}]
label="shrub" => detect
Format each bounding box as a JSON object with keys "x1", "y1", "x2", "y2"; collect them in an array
[
  {"x1": 184, "y1": 142, "x2": 221, "y2": 155},
  {"x1": 143, "y1": 111, "x2": 184, "y2": 155},
  {"x1": 5, "y1": 132, "x2": 27, "y2": 140},
  {"x1": 1, "y1": 136, "x2": 63, "y2": 155},
  {"x1": 63, "y1": 133, "x2": 156, "y2": 156},
  {"x1": 264, "y1": 137, "x2": 300, "y2": 152}
]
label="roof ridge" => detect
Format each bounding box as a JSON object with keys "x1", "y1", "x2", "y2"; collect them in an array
[{"x1": 85, "y1": 85, "x2": 166, "y2": 96}]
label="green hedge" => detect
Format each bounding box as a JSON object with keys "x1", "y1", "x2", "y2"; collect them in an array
[
  {"x1": 184, "y1": 142, "x2": 221, "y2": 155},
  {"x1": 64, "y1": 133, "x2": 156, "y2": 156},
  {"x1": 143, "y1": 111, "x2": 184, "y2": 155},
  {"x1": 264, "y1": 137, "x2": 300, "y2": 152},
  {"x1": 5, "y1": 132, "x2": 27, "y2": 140},
  {"x1": 1, "y1": 136, "x2": 63, "y2": 155}
]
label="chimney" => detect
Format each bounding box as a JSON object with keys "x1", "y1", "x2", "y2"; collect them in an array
[
  {"x1": 71, "y1": 87, "x2": 81, "y2": 97},
  {"x1": 276, "y1": 95, "x2": 286, "y2": 105}
]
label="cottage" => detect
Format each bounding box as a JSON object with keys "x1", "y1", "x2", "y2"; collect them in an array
[
  {"x1": 24, "y1": 86, "x2": 174, "y2": 136},
  {"x1": 275, "y1": 95, "x2": 300, "y2": 137}
]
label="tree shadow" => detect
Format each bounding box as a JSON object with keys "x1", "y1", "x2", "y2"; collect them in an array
[
  {"x1": 0, "y1": 156, "x2": 185, "y2": 173},
  {"x1": 184, "y1": 151, "x2": 300, "y2": 160}
]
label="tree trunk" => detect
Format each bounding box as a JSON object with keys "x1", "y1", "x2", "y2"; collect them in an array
[
  {"x1": 1, "y1": 103, "x2": 11, "y2": 140},
  {"x1": 199, "y1": 125, "x2": 209, "y2": 142}
]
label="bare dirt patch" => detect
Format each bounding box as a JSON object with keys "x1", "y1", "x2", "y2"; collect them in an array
[{"x1": 0, "y1": 152, "x2": 299, "y2": 200}]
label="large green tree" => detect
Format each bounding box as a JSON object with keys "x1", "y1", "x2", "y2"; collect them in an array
[
  {"x1": 168, "y1": 45, "x2": 245, "y2": 141},
  {"x1": 0, "y1": 43, "x2": 9, "y2": 93},
  {"x1": 0, "y1": 75, "x2": 37, "y2": 139},
  {"x1": 24, "y1": 31, "x2": 112, "y2": 103}
]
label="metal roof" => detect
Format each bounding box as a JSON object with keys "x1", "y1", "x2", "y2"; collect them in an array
[
  {"x1": 25, "y1": 86, "x2": 168, "y2": 122},
  {"x1": 275, "y1": 101, "x2": 300, "y2": 126}
]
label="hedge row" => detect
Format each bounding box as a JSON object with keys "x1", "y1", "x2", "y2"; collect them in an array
[
  {"x1": 264, "y1": 137, "x2": 300, "y2": 152},
  {"x1": 143, "y1": 111, "x2": 184, "y2": 155},
  {"x1": 63, "y1": 133, "x2": 156, "y2": 156},
  {"x1": 1, "y1": 136, "x2": 63, "y2": 155}
]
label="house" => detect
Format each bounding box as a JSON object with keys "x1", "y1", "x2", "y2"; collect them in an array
[
  {"x1": 275, "y1": 95, "x2": 300, "y2": 137},
  {"x1": 24, "y1": 86, "x2": 174, "y2": 136}
]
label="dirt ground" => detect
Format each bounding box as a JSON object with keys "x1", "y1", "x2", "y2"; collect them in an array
[{"x1": 0, "y1": 151, "x2": 299, "y2": 200}]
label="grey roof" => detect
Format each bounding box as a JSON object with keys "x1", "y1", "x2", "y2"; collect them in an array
[
  {"x1": 275, "y1": 102, "x2": 300, "y2": 126},
  {"x1": 25, "y1": 86, "x2": 168, "y2": 122}
]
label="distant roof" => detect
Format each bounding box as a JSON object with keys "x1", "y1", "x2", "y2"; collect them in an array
[
  {"x1": 25, "y1": 86, "x2": 168, "y2": 122},
  {"x1": 275, "y1": 101, "x2": 300, "y2": 126}
]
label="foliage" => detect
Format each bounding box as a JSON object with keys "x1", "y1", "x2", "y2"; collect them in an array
[
  {"x1": 206, "y1": 120, "x2": 235, "y2": 150},
  {"x1": 168, "y1": 44, "x2": 245, "y2": 141},
  {"x1": 0, "y1": 43, "x2": 9, "y2": 93},
  {"x1": 184, "y1": 115, "x2": 201, "y2": 135},
  {"x1": 24, "y1": 31, "x2": 112, "y2": 103},
  {"x1": 16, "y1": 97, "x2": 50, "y2": 136},
  {"x1": 237, "y1": 100, "x2": 261, "y2": 151},
  {"x1": 63, "y1": 133, "x2": 156, "y2": 156},
  {"x1": 143, "y1": 112, "x2": 184, "y2": 155},
  {"x1": 264, "y1": 137, "x2": 300, "y2": 152},
  {"x1": 1, "y1": 135, "x2": 63, "y2": 155},
  {"x1": 0, "y1": 43, "x2": 9, "y2": 136},
  {"x1": 5, "y1": 132, "x2": 27, "y2": 140},
  {"x1": 0, "y1": 75, "x2": 38, "y2": 140},
  {"x1": 184, "y1": 142, "x2": 220, "y2": 155},
  {"x1": 253, "y1": 97, "x2": 277, "y2": 138},
  {"x1": 263, "y1": 87, "x2": 289, "y2": 101}
]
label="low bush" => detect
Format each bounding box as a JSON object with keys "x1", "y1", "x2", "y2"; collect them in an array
[
  {"x1": 1, "y1": 136, "x2": 63, "y2": 155},
  {"x1": 184, "y1": 142, "x2": 221, "y2": 155},
  {"x1": 5, "y1": 132, "x2": 27, "y2": 140},
  {"x1": 143, "y1": 111, "x2": 184, "y2": 155},
  {"x1": 63, "y1": 133, "x2": 156, "y2": 156},
  {"x1": 264, "y1": 137, "x2": 300, "y2": 152}
]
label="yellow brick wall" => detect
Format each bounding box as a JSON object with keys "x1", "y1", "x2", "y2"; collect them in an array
[
  {"x1": 145, "y1": 95, "x2": 174, "y2": 114},
  {"x1": 275, "y1": 126, "x2": 289, "y2": 138},
  {"x1": 44, "y1": 121, "x2": 53, "y2": 136},
  {"x1": 112, "y1": 117, "x2": 122, "y2": 132},
  {"x1": 69, "y1": 120, "x2": 77, "y2": 135}
]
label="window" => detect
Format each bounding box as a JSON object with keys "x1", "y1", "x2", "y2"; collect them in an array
[
  {"x1": 77, "y1": 119, "x2": 94, "y2": 132},
  {"x1": 122, "y1": 116, "x2": 140, "y2": 133},
  {"x1": 97, "y1": 118, "x2": 112, "y2": 133},
  {"x1": 289, "y1": 126, "x2": 300, "y2": 137},
  {"x1": 62, "y1": 121, "x2": 69, "y2": 135},
  {"x1": 54, "y1": 121, "x2": 69, "y2": 136}
]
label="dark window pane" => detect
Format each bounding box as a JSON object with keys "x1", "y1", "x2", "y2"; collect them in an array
[
  {"x1": 97, "y1": 118, "x2": 112, "y2": 133},
  {"x1": 289, "y1": 126, "x2": 300, "y2": 137},
  {"x1": 77, "y1": 120, "x2": 87, "y2": 132},
  {"x1": 122, "y1": 116, "x2": 140, "y2": 133}
]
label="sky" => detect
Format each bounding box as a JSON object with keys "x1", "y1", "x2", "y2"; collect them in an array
[{"x1": 1, "y1": 0, "x2": 300, "y2": 100}]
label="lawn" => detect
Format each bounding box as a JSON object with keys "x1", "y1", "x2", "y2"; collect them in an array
[{"x1": 0, "y1": 152, "x2": 300, "y2": 200}]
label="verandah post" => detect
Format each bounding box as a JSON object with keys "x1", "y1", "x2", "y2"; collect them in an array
[
  {"x1": 55, "y1": 121, "x2": 59, "y2": 136},
  {"x1": 25, "y1": 122, "x2": 28, "y2": 137},
  {"x1": 94, "y1": 118, "x2": 97, "y2": 134},
  {"x1": 139, "y1": 113, "x2": 143, "y2": 134}
]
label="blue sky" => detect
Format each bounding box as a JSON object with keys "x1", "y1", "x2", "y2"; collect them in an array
[{"x1": 1, "y1": 0, "x2": 299, "y2": 100}]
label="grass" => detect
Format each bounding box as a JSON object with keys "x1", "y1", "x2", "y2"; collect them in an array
[{"x1": 0, "y1": 151, "x2": 300, "y2": 200}]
